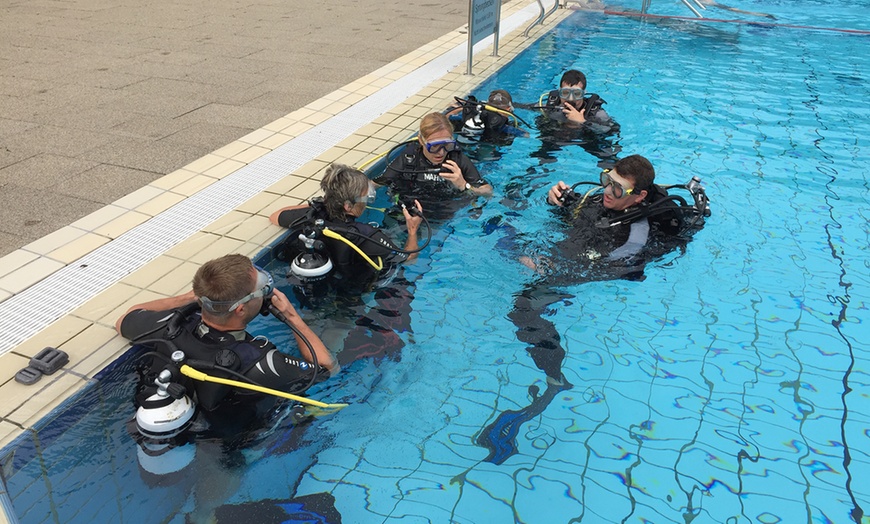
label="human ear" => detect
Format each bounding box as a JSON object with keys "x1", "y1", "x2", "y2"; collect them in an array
[{"x1": 636, "y1": 190, "x2": 648, "y2": 204}]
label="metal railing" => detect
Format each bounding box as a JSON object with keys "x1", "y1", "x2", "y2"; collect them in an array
[
  {"x1": 522, "y1": 0, "x2": 711, "y2": 38},
  {"x1": 642, "y1": 0, "x2": 708, "y2": 17},
  {"x1": 522, "y1": 0, "x2": 560, "y2": 37}
]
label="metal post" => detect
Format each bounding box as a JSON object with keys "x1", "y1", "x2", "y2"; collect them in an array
[
  {"x1": 679, "y1": 0, "x2": 702, "y2": 17},
  {"x1": 467, "y1": 0, "x2": 474, "y2": 75},
  {"x1": 491, "y1": 2, "x2": 501, "y2": 57}
]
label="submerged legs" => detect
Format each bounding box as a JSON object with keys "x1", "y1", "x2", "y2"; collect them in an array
[{"x1": 477, "y1": 283, "x2": 574, "y2": 463}]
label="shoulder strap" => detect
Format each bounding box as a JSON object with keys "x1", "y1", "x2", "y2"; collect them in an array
[{"x1": 583, "y1": 93, "x2": 605, "y2": 113}]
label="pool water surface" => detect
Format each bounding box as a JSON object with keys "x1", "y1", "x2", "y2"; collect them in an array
[{"x1": 3, "y1": 1, "x2": 870, "y2": 522}]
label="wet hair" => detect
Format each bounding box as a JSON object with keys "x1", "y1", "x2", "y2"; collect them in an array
[
  {"x1": 419, "y1": 112, "x2": 453, "y2": 142},
  {"x1": 193, "y1": 254, "x2": 254, "y2": 317},
  {"x1": 487, "y1": 89, "x2": 512, "y2": 109},
  {"x1": 614, "y1": 155, "x2": 655, "y2": 192},
  {"x1": 560, "y1": 69, "x2": 587, "y2": 89},
  {"x1": 320, "y1": 163, "x2": 370, "y2": 220}
]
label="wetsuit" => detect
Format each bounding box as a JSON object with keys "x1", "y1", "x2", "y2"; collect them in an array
[
  {"x1": 532, "y1": 91, "x2": 621, "y2": 169},
  {"x1": 542, "y1": 90, "x2": 616, "y2": 132},
  {"x1": 373, "y1": 143, "x2": 487, "y2": 221},
  {"x1": 478, "y1": 192, "x2": 694, "y2": 464},
  {"x1": 121, "y1": 306, "x2": 330, "y2": 412},
  {"x1": 275, "y1": 199, "x2": 417, "y2": 367},
  {"x1": 450, "y1": 101, "x2": 526, "y2": 144},
  {"x1": 276, "y1": 198, "x2": 409, "y2": 287}
]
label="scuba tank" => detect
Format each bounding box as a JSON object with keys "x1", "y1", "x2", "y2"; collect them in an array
[
  {"x1": 289, "y1": 220, "x2": 334, "y2": 296},
  {"x1": 135, "y1": 354, "x2": 195, "y2": 439}
]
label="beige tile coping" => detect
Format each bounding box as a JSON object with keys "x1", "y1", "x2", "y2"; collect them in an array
[{"x1": 0, "y1": 0, "x2": 568, "y2": 454}]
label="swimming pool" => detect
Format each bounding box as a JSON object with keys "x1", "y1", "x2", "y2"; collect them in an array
[{"x1": 3, "y1": 1, "x2": 869, "y2": 522}]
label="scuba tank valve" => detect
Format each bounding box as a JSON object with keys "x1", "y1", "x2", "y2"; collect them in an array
[
  {"x1": 135, "y1": 369, "x2": 196, "y2": 439},
  {"x1": 290, "y1": 220, "x2": 334, "y2": 281}
]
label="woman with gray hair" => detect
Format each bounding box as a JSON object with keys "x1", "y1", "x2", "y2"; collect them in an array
[{"x1": 270, "y1": 163, "x2": 424, "y2": 283}]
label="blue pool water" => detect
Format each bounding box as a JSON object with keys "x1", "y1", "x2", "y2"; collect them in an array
[{"x1": 3, "y1": 2, "x2": 870, "y2": 522}]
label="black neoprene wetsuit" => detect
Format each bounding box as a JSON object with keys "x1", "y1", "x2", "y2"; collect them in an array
[
  {"x1": 373, "y1": 143, "x2": 487, "y2": 221},
  {"x1": 277, "y1": 200, "x2": 409, "y2": 287},
  {"x1": 532, "y1": 91, "x2": 621, "y2": 169},
  {"x1": 121, "y1": 306, "x2": 330, "y2": 412}
]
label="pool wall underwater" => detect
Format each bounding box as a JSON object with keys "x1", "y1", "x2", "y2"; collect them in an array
[{"x1": 3, "y1": 0, "x2": 870, "y2": 523}]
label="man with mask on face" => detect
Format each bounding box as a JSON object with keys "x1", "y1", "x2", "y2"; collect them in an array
[
  {"x1": 541, "y1": 69, "x2": 617, "y2": 134},
  {"x1": 521, "y1": 69, "x2": 622, "y2": 175},
  {"x1": 116, "y1": 254, "x2": 337, "y2": 414}
]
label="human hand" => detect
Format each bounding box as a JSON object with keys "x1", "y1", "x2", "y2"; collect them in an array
[
  {"x1": 547, "y1": 181, "x2": 572, "y2": 206},
  {"x1": 562, "y1": 102, "x2": 586, "y2": 124},
  {"x1": 439, "y1": 160, "x2": 467, "y2": 190},
  {"x1": 402, "y1": 200, "x2": 424, "y2": 234},
  {"x1": 270, "y1": 289, "x2": 299, "y2": 320},
  {"x1": 519, "y1": 256, "x2": 537, "y2": 270}
]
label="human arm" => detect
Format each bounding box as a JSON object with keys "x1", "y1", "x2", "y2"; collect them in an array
[
  {"x1": 439, "y1": 155, "x2": 493, "y2": 196},
  {"x1": 400, "y1": 200, "x2": 423, "y2": 260},
  {"x1": 606, "y1": 218, "x2": 650, "y2": 261},
  {"x1": 268, "y1": 289, "x2": 337, "y2": 374},
  {"x1": 269, "y1": 203, "x2": 311, "y2": 227},
  {"x1": 115, "y1": 290, "x2": 197, "y2": 335},
  {"x1": 583, "y1": 107, "x2": 616, "y2": 134}
]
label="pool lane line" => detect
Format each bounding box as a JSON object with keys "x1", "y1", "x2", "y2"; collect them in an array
[{"x1": 603, "y1": 10, "x2": 870, "y2": 35}]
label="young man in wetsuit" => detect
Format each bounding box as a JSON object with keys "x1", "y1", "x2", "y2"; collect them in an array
[
  {"x1": 522, "y1": 69, "x2": 622, "y2": 195},
  {"x1": 543, "y1": 69, "x2": 616, "y2": 134},
  {"x1": 116, "y1": 254, "x2": 337, "y2": 413},
  {"x1": 479, "y1": 155, "x2": 682, "y2": 465}
]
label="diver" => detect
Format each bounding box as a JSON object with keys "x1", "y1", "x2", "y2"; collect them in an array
[
  {"x1": 116, "y1": 254, "x2": 338, "y2": 439},
  {"x1": 477, "y1": 155, "x2": 710, "y2": 464},
  {"x1": 538, "y1": 69, "x2": 616, "y2": 133},
  {"x1": 118, "y1": 256, "x2": 342, "y2": 520},
  {"x1": 270, "y1": 163, "x2": 431, "y2": 368},
  {"x1": 448, "y1": 89, "x2": 530, "y2": 144},
  {"x1": 372, "y1": 112, "x2": 493, "y2": 221},
  {"x1": 270, "y1": 163, "x2": 425, "y2": 292},
  {"x1": 525, "y1": 69, "x2": 622, "y2": 170}
]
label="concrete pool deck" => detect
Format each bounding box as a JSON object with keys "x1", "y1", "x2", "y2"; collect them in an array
[
  {"x1": 0, "y1": 0, "x2": 483, "y2": 258},
  {"x1": 0, "y1": 0, "x2": 578, "y2": 518}
]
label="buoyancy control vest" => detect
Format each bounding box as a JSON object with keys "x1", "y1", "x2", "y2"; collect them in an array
[
  {"x1": 136, "y1": 307, "x2": 277, "y2": 411},
  {"x1": 277, "y1": 198, "x2": 403, "y2": 284},
  {"x1": 459, "y1": 95, "x2": 512, "y2": 135}
]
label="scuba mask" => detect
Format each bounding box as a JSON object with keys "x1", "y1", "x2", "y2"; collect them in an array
[{"x1": 199, "y1": 266, "x2": 274, "y2": 314}]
